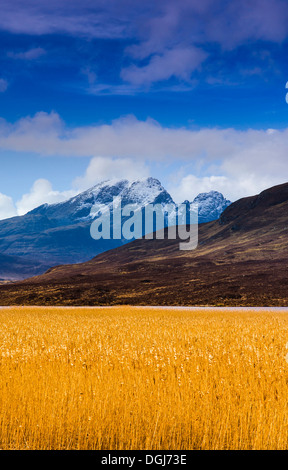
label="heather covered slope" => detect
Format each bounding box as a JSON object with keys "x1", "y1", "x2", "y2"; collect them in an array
[{"x1": 0, "y1": 182, "x2": 287, "y2": 306}]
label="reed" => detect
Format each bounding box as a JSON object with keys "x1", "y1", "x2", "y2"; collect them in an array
[{"x1": 0, "y1": 306, "x2": 287, "y2": 450}]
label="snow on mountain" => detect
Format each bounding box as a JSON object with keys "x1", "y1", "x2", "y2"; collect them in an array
[
  {"x1": 29, "y1": 177, "x2": 173, "y2": 224},
  {"x1": 27, "y1": 178, "x2": 229, "y2": 225},
  {"x1": 191, "y1": 191, "x2": 231, "y2": 223}
]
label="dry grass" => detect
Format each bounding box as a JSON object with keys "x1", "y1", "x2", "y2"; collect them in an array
[{"x1": 0, "y1": 306, "x2": 288, "y2": 450}]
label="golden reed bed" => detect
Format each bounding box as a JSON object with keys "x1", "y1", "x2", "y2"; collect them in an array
[{"x1": 0, "y1": 306, "x2": 288, "y2": 450}]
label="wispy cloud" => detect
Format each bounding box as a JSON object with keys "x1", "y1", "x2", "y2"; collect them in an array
[
  {"x1": 0, "y1": 0, "x2": 287, "y2": 89},
  {"x1": 0, "y1": 0, "x2": 129, "y2": 38},
  {"x1": 0, "y1": 79, "x2": 8, "y2": 92},
  {"x1": 121, "y1": 47, "x2": 207, "y2": 86},
  {"x1": 7, "y1": 47, "x2": 46, "y2": 60}
]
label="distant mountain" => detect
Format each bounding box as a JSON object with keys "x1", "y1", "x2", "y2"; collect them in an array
[
  {"x1": 1, "y1": 182, "x2": 288, "y2": 307},
  {"x1": 0, "y1": 177, "x2": 230, "y2": 280},
  {"x1": 0, "y1": 253, "x2": 50, "y2": 281},
  {"x1": 192, "y1": 191, "x2": 231, "y2": 223}
]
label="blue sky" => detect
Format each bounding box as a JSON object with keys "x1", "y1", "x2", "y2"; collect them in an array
[{"x1": 0, "y1": 0, "x2": 288, "y2": 218}]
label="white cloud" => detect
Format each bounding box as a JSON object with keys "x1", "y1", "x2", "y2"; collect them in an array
[
  {"x1": 16, "y1": 179, "x2": 76, "y2": 216},
  {"x1": 74, "y1": 156, "x2": 150, "y2": 190},
  {"x1": 1, "y1": 111, "x2": 288, "y2": 166},
  {"x1": 168, "y1": 173, "x2": 279, "y2": 203},
  {"x1": 0, "y1": 193, "x2": 17, "y2": 219}
]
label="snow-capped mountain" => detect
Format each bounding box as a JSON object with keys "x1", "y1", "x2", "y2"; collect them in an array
[
  {"x1": 29, "y1": 177, "x2": 173, "y2": 223},
  {"x1": 0, "y1": 177, "x2": 230, "y2": 280},
  {"x1": 0, "y1": 178, "x2": 174, "y2": 279},
  {"x1": 191, "y1": 191, "x2": 231, "y2": 223}
]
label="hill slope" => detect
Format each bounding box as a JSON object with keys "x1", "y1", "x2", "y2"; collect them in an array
[
  {"x1": 0, "y1": 253, "x2": 50, "y2": 282},
  {"x1": 0, "y1": 182, "x2": 287, "y2": 306}
]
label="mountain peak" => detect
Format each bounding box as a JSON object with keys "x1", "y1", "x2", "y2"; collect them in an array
[{"x1": 191, "y1": 190, "x2": 231, "y2": 223}]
